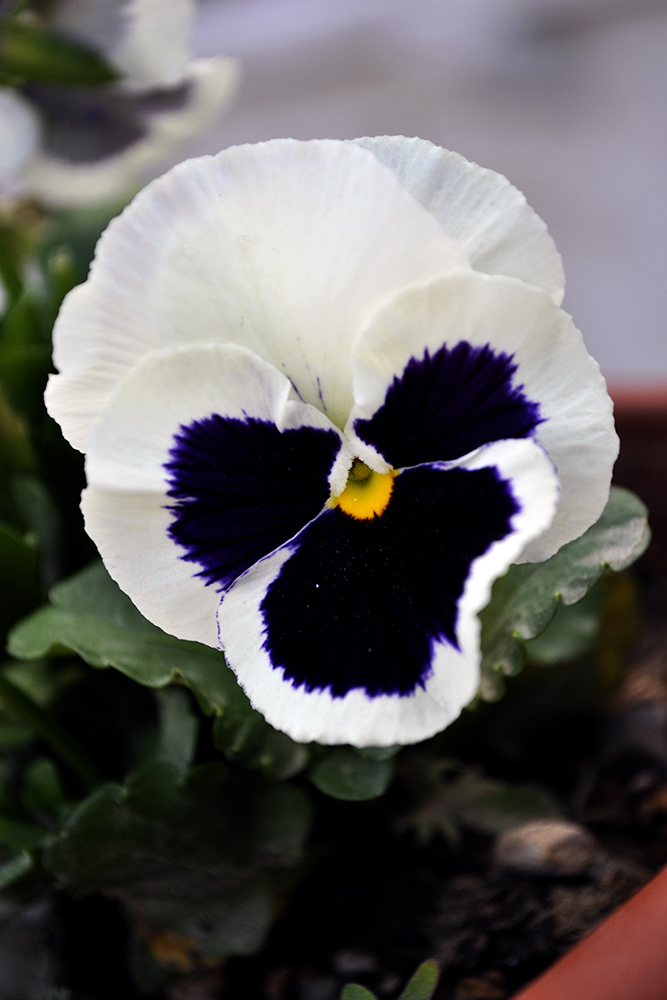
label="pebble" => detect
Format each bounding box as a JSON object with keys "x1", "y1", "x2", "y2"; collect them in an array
[{"x1": 494, "y1": 819, "x2": 597, "y2": 877}]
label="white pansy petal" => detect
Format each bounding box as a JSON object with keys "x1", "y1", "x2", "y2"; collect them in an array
[
  {"x1": 111, "y1": 0, "x2": 194, "y2": 89},
  {"x1": 23, "y1": 57, "x2": 240, "y2": 211},
  {"x1": 347, "y1": 271, "x2": 617, "y2": 562},
  {"x1": 354, "y1": 136, "x2": 564, "y2": 303},
  {"x1": 217, "y1": 436, "x2": 557, "y2": 747},
  {"x1": 0, "y1": 88, "x2": 41, "y2": 185},
  {"x1": 82, "y1": 342, "x2": 344, "y2": 646},
  {"x1": 47, "y1": 139, "x2": 468, "y2": 451},
  {"x1": 48, "y1": 0, "x2": 194, "y2": 88}
]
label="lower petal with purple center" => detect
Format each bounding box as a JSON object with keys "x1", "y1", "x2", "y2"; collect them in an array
[{"x1": 218, "y1": 437, "x2": 559, "y2": 747}]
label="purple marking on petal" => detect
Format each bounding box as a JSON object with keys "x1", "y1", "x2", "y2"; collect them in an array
[
  {"x1": 165, "y1": 414, "x2": 341, "y2": 591},
  {"x1": 355, "y1": 341, "x2": 542, "y2": 469},
  {"x1": 260, "y1": 462, "x2": 520, "y2": 698}
]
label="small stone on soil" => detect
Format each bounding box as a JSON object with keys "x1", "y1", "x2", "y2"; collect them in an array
[{"x1": 494, "y1": 819, "x2": 597, "y2": 876}]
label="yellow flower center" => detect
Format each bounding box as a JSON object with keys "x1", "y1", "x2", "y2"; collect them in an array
[{"x1": 330, "y1": 459, "x2": 396, "y2": 520}]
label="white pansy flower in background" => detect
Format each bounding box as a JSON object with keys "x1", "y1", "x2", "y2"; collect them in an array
[
  {"x1": 46, "y1": 137, "x2": 618, "y2": 747},
  {"x1": 0, "y1": 0, "x2": 240, "y2": 207}
]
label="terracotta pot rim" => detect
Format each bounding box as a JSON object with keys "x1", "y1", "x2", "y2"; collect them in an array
[
  {"x1": 510, "y1": 863, "x2": 667, "y2": 1000},
  {"x1": 607, "y1": 381, "x2": 667, "y2": 413}
]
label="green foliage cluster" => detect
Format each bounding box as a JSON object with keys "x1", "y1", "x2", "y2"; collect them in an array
[{"x1": 0, "y1": 197, "x2": 652, "y2": 986}]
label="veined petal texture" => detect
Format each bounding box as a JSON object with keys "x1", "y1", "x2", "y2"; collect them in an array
[
  {"x1": 47, "y1": 139, "x2": 466, "y2": 450},
  {"x1": 348, "y1": 272, "x2": 618, "y2": 561},
  {"x1": 48, "y1": 136, "x2": 617, "y2": 747},
  {"x1": 354, "y1": 136, "x2": 565, "y2": 303},
  {"x1": 82, "y1": 343, "x2": 344, "y2": 647}
]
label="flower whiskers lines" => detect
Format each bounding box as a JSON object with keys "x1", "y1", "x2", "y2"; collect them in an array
[{"x1": 45, "y1": 137, "x2": 618, "y2": 746}]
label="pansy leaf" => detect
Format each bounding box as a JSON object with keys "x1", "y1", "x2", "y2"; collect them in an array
[
  {"x1": 0, "y1": 21, "x2": 119, "y2": 85},
  {"x1": 398, "y1": 960, "x2": 440, "y2": 1000},
  {"x1": 479, "y1": 486, "x2": 649, "y2": 696},
  {"x1": 0, "y1": 523, "x2": 41, "y2": 640},
  {"x1": 341, "y1": 986, "x2": 378, "y2": 1000},
  {"x1": 0, "y1": 813, "x2": 45, "y2": 852},
  {"x1": 20, "y1": 757, "x2": 66, "y2": 824},
  {"x1": 212, "y1": 705, "x2": 309, "y2": 782},
  {"x1": 10, "y1": 473, "x2": 61, "y2": 589},
  {"x1": 0, "y1": 851, "x2": 34, "y2": 891},
  {"x1": 8, "y1": 560, "x2": 243, "y2": 715},
  {"x1": 153, "y1": 688, "x2": 198, "y2": 777},
  {"x1": 0, "y1": 222, "x2": 23, "y2": 306},
  {"x1": 44, "y1": 762, "x2": 312, "y2": 960},
  {"x1": 308, "y1": 748, "x2": 395, "y2": 801},
  {"x1": 523, "y1": 584, "x2": 605, "y2": 666}
]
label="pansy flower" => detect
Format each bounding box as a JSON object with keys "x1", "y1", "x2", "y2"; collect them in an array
[
  {"x1": 0, "y1": 0, "x2": 239, "y2": 207},
  {"x1": 46, "y1": 137, "x2": 618, "y2": 746}
]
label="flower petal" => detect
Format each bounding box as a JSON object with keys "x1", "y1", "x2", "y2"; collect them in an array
[
  {"x1": 48, "y1": 0, "x2": 195, "y2": 89},
  {"x1": 353, "y1": 136, "x2": 565, "y2": 303},
  {"x1": 81, "y1": 343, "x2": 344, "y2": 646},
  {"x1": 46, "y1": 138, "x2": 468, "y2": 450},
  {"x1": 22, "y1": 57, "x2": 240, "y2": 209},
  {"x1": 217, "y1": 437, "x2": 558, "y2": 747},
  {"x1": 347, "y1": 271, "x2": 617, "y2": 562},
  {"x1": 0, "y1": 88, "x2": 41, "y2": 186}
]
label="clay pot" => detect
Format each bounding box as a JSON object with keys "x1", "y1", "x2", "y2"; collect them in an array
[
  {"x1": 511, "y1": 864, "x2": 667, "y2": 1000},
  {"x1": 511, "y1": 381, "x2": 667, "y2": 999}
]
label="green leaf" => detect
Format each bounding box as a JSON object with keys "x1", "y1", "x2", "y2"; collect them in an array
[
  {"x1": 8, "y1": 561, "x2": 244, "y2": 714},
  {"x1": 154, "y1": 688, "x2": 198, "y2": 776},
  {"x1": 341, "y1": 986, "x2": 378, "y2": 1000},
  {"x1": 0, "y1": 221, "x2": 23, "y2": 305},
  {"x1": 479, "y1": 487, "x2": 650, "y2": 697},
  {"x1": 0, "y1": 523, "x2": 40, "y2": 638},
  {"x1": 0, "y1": 813, "x2": 45, "y2": 852},
  {"x1": 39, "y1": 199, "x2": 133, "y2": 284},
  {"x1": 124, "y1": 761, "x2": 182, "y2": 820},
  {"x1": 0, "y1": 384, "x2": 35, "y2": 472},
  {"x1": 213, "y1": 694, "x2": 309, "y2": 780},
  {"x1": 10, "y1": 474, "x2": 62, "y2": 588},
  {"x1": 44, "y1": 245, "x2": 80, "y2": 320},
  {"x1": 0, "y1": 21, "x2": 119, "y2": 84},
  {"x1": 0, "y1": 669, "x2": 101, "y2": 790},
  {"x1": 309, "y1": 747, "x2": 395, "y2": 801},
  {"x1": 0, "y1": 290, "x2": 45, "y2": 349},
  {"x1": 399, "y1": 960, "x2": 439, "y2": 1000},
  {"x1": 44, "y1": 762, "x2": 312, "y2": 960},
  {"x1": 524, "y1": 584, "x2": 605, "y2": 666},
  {"x1": 0, "y1": 851, "x2": 33, "y2": 890},
  {"x1": 355, "y1": 745, "x2": 401, "y2": 762},
  {"x1": 20, "y1": 757, "x2": 65, "y2": 822}
]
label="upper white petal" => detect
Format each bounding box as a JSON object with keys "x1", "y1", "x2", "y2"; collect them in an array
[
  {"x1": 82, "y1": 341, "x2": 342, "y2": 647},
  {"x1": 354, "y1": 136, "x2": 564, "y2": 303},
  {"x1": 348, "y1": 271, "x2": 617, "y2": 562},
  {"x1": 47, "y1": 139, "x2": 468, "y2": 451},
  {"x1": 22, "y1": 57, "x2": 240, "y2": 210}
]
